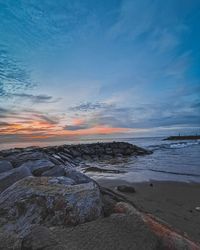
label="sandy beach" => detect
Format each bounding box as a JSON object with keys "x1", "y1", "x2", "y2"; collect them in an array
[{"x1": 98, "y1": 179, "x2": 200, "y2": 243}]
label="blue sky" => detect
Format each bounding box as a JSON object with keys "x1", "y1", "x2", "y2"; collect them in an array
[{"x1": 0, "y1": 0, "x2": 200, "y2": 142}]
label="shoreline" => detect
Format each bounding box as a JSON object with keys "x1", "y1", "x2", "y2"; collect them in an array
[
  {"x1": 0, "y1": 142, "x2": 200, "y2": 248},
  {"x1": 98, "y1": 178, "x2": 200, "y2": 243}
]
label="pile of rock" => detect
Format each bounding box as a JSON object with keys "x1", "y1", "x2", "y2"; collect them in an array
[{"x1": 0, "y1": 142, "x2": 153, "y2": 249}]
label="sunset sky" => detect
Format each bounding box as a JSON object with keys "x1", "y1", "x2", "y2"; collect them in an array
[{"x1": 0, "y1": 0, "x2": 200, "y2": 143}]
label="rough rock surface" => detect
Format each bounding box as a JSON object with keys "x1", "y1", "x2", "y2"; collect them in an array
[
  {"x1": 20, "y1": 159, "x2": 55, "y2": 176},
  {"x1": 21, "y1": 225, "x2": 60, "y2": 250},
  {"x1": 0, "y1": 142, "x2": 169, "y2": 249},
  {"x1": 42, "y1": 165, "x2": 66, "y2": 177},
  {"x1": 0, "y1": 165, "x2": 32, "y2": 192},
  {"x1": 0, "y1": 160, "x2": 13, "y2": 173},
  {"x1": 0, "y1": 176, "x2": 102, "y2": 235}
]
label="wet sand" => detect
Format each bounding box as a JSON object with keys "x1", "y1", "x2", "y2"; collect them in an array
[{"x1": 97, "y1": 179, "x2": 200, "y2": 243}]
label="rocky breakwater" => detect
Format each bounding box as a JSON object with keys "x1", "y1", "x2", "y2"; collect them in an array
[
  {"x1": 1, "y1": 142, "x2": 198, "y2": 249},
  {"x1": 0, "y1": 142, "x2": 151, "y2": 248}
]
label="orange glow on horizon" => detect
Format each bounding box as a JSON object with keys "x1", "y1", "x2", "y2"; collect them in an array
[{"x1": 1, "y1": 118, "x2": 133, "y2": 139}]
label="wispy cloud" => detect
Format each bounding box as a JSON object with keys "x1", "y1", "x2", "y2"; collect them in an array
[
  {"x1": 7, "y1": 93, "x2": 61, "y2": 104},
  {"x1": 70, "y1": 102, "x2": 113, "y2": 112},
  {"x1": 0, "y1": 47, "x2": 34, "y2": 97}
]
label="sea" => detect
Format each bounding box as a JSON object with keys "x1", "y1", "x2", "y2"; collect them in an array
[{"x1": 1, "y1": 137, "x2": 200, "y2": 183}]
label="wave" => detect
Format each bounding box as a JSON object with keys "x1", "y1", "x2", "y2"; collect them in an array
[
  {"x1": 148, "y1": 140, "x2": 200, "y2": 151},
  {"x1": 169, "y1": 141, "x2": 199, "y2": 148}
]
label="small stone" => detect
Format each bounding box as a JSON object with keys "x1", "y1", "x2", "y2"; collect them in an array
[
  {"x1": 113, "y1": 202, "x2": 137, "y2": 215},
  {"x1": 117, "y1": 185, "x2": 136, "y2": 193},
  {"x1": 195, "y1": 207, "x2": 200, "y2": 211}
]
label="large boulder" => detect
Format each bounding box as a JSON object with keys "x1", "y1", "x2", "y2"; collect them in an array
[
  {"x1": 21, "y1": 226, "x2": 61, "y2": 250},
  {"x1": 64, "y1": 168, "x2": 92, "y2": 184},
  {"x1": 20, "y1": 159, "x2": 55, "y2": 176},
  {"x1": 42, "y1": 165, "x2": 66, "y2": 177},
  {"x1": 0, "y1": 166, "x2": 32, "y2": 192},
  {"x1": 0, "y1": 160, "x2": 13, "y2": 173},
  {"x1": 4, "y1": 151, "x2": 48, "y2": 168},
  {"x1": 0, "y1": 230, "x2": 21, "y2": 250},
  {"x1": 0, "y1": 176, "x2": 102, "y2": 235}
]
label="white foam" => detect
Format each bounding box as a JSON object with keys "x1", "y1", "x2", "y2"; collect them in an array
[{"x1": 170, "y1": 141, "x2": 199, "y2": 149}]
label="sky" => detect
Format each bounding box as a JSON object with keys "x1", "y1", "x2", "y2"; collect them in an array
[{"x1": 0, "y1": 0, "x2": 200, "y2": 143}]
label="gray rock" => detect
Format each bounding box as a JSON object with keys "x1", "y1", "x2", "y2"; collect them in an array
[
  {"x1": 48, "y1": 176, "x2": 75, "y2": 185},
  {"x1": 52, "y1": 154, "x2": 65, "y2": 164},
  {"x1": 20, "y1": 159, "x2": 55, "y2": 176},
  {"x1": 21, "y1": 226, "x2": 59, "y2": 250},
  {"x1": 5, "y1": 151, "x2": 47, "y2": 168},
  {"x1": 0, "y1": 160, "x2": 13, "y2": 173},
  {"x1": 0, "y1": 177, "x2": 102, "y2": 234},
  {"x1": 42, "y1": 165, "x2": 66, "y2": 177},
  {"x1": 102, "y1": 194, "x2": 117, "y2": 217},
  {"x1": 0, "y1": 166, "x2": 32, "y2": 192},
  {"x1": 65, "y1": 168, "x2": 92, "y2": 184},
  {"x1": 117, "y1": 185, "x2": 136, "y2": 193},
  {"x1": 105, "y1": 148, "x2": 113, "y2": 155},
  {"x1": 48, "y1": 156, "x2": 63, "y2": 165},
  {"x1": 82, "y1": 154, "x2": 92, "y2": 161},
  {"x1": 70, "y1": 149, "x2": 81, "y2": 157},
  {"x1": 0, "y1": 230, "x2": 21, "y2": 250}
]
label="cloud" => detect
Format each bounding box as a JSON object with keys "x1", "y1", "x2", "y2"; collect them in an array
[
  {"x1": 9, "y1": 93, "x2": 61, "y2": 103},
  {"x1": 34, "y1": 114, "x2": 59, "y2": 125},
  {"x1": 64, "y1": 124, "x2": 90, "y2": 131},
  {"x1": 70, "y1": 102, "x2": 113, "y2": 112},
  {"x1": 0, "y1": 47, "x2": 34, "y2": 97},
  {"x1": 0, "y1": 122, "x2": 12, "y2": 127}
]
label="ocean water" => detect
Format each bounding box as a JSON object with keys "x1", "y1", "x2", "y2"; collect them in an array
[
  {"x1": 84, "y1": 137, "x2": 200, "y2": 183},
  {"x1": 1, "y1": 137, "x2": 200, "y2": 183}
]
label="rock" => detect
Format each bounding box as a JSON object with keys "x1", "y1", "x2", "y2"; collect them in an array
[
  {"x1": 0, "y1": 160, "x2": 13, "y2": 173},
  {"x1": 48, "y1": 156, "x2": 63, "y2": 165},
  {"x1": 102, "y1": 194, "x2": 117, "y2": 217},
  {"x1": 0, "y1": 166, "x2": 32, "y2": 192},
  {"x1": 113, "y1": 202, "x2": 137, "y2": 215},
  {"x1": 65, "y1": 168, "x2": 92, "y2": 184},
  {"x1": 20, "y1": 159, "x2": 55, "y2": 176},
  {"x1": 5, "y1": 151, "x2": 48, "y2": 168},
  {"x1": 84, "y1": 166, "x2": 125, "y2": 174},
  {"x1": 42, "y1": 165, "x2": 66, "y2": 177},
  {"x1": 21, "y1": 225, "x2": 59, "y2": 250},
  {"x1": 105, "y1": 148, "x2": 113, "y2": 155},
  {"x1": 82, "y1": 154, "x2": 92, "y2": 161},
  {"x1": 0, "y1": 176, "x2": 102, "y2": 234},
  {"x1": 117, "y1": 185, "x2": 136, "y2": 193},
  {"x1": 0, "y1": 230, "x2": 21, "y2": 250},
  {"x1": 70, "y1": 149, "x2": 81, "y2": 157},
  {"x1": 48, "y1": 176, "x2": 75, "y2": 185},
  {"x1": 100, "y1": 155, "x2": 113, "y2": 161}
]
